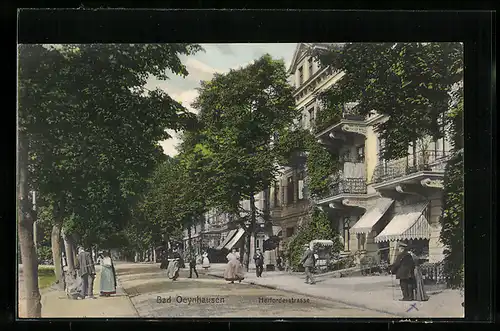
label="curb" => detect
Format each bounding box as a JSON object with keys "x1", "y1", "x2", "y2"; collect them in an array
[
  {"x1": 114, "y1": 276, "x2": 141, "y2": 317},
  {"x1": 207, "y1": 272, "x2": 404, "y2": 317}
]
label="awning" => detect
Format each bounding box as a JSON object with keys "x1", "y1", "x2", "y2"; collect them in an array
[
  {"x1": 350, "y1": 198, "x2": 394, "y2": 235},
  {"x1": 272, "y1": 226, "x2": 282, "y2": 236},
  {"x1": 374, "y1": 202, "x2": 431, "y2": 243},
  {"x1": 224, "y1": 228, "x2": 246, "y2": 250},
  {"x1": 215, "y1": 229, "x2": 238, "y2": 250}
]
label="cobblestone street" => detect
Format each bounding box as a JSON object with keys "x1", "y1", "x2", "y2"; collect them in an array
[{"x1": 116, "y1": 263, "x2": 393, "y2": 318}]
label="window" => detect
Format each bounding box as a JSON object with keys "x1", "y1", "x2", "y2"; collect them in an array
[
  {"x1": 308, "y1": 57, "x2": 314, "y2": 76},
  {"x1": 298, "y1": 66, "x2": 304, "y2": 85},
  {"x1": 308, "y1": 107, "x2": 315, "y2": 128},
  {"x1": 256, "y1": 240, "x2": 260, "y2": 248},
  {"x1": 273, "y1": 181, "x2": 280, "y2": 207},
  {"x1": 298, "y1": 172, "x2": 305, "y2": 200},
  {"x1": 286, "y1": 227, "x2": 295, "y2": 237},
  {"x1": 287, "y1": 176, "x2": 295, "y2": 205},
  {"x1": 343, "y1": 217, "x2": 351, "y2": 251},
  {"x1": 425, "y1": 202, "x2": 431, "y2": 222},
  {"x1": 356, "y1": 145, "x2": 365, "y2": 163},
  {"x1": 357, "y1": 233, "x2": 366, "y2": 251}
]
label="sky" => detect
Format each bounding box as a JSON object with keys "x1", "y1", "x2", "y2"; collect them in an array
[{"x1": 145, "y1": 43, "x2": 297, "y2": 156}]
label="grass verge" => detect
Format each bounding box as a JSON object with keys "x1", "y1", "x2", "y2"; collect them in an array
[{"x1": 38, "y1": 267, "x2": 56, "y2": 289}]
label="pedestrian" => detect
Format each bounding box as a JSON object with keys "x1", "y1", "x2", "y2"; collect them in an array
[
  {"x1": 300, "y1": 244, "x2": 316, "y2": 285},
  {"x1": 202, "y1": 251, "x2": 211, "y2": 271},
  {"x1": 166, "y1": 250, "x2": 181, "y2": 281},
  {"x1": 409, "y1": 249, "x2": 429, "y2": 301},
  {"x1": 75, "y1": 246, "x2": 97, "y2": 299},
  {"x1": 390, "y1": 242, "x2": 416, "y2": 301},
  {"x1": 253, "y1": 249, "x2": 264, "y2": 277},
  {"x1": 224, "y1": 248, "x2": 244, "y2": 283},
  {"x1": 99, "y1": 251, "x2": 117, "y2": 297},
  {"x1": 188, "y1": 252, "x2": 199, "y2": 279},
  {"x1": 276, "y1": 254, "x2": 282, "y2": 271}
]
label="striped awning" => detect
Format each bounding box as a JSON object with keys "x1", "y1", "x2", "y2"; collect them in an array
[
  {"x1": 350, "y1": 198, "x2": 394, "y2": 235},
  {"x1": 224, "y1": 228, "x2": 246, "y2": 250},
  {"x1": 215, "y1": 229, "x2": 237, "y2": 250},
  {"x1": 374, "y1": 202, "x2": 431, "y2": 243}
]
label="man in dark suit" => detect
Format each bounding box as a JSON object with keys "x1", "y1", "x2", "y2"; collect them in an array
[
  {"x1": 390, "y1": 242, "x2": 415, "y2": 301},
  {"x1": 253, "y1": 249, "x2": 264, "y2": 277},
  {"x1": 300, "y1": 244, "x2": 316, "y2": 285},
  {"x1": 75, "y1": 246, "x2": 96, "y2": 299}
]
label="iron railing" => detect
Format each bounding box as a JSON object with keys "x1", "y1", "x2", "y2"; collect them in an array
[
  {"x1": 420, "y1": 262, "x2": 448, "y2": 285},
  {"x1": 320, "y1": 178, "x2": 367, "y2": 199},
  {"x1": 373, "y1": 150, "x2": 451, "y2": 184},
  {"x1": 342, "y1": 103, "x2": 365, "y2": 121}
]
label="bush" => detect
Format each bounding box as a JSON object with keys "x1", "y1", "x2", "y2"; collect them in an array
[
  {"x1": 286, "y1": 207, "x2": 343, "y2": 271},
  {"x1": 37, "y1": 245, "x2": 53, "y2": 264},
  {"x1": 439, "y1": 151, "x2": 464, "y2": 289}
]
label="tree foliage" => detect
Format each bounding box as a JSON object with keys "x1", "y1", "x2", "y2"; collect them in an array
[
  {"x1": 19, "y1": 43, "x2": 203, "y2": 246},
  {"x1": 186, "y1": 54, "x2": 298, "y2": 268},
  {"x1": 286, "y1": 207, "x2": 343, "y2": 271},
  {"x1": 311, "y1": 42, "x2": 463, "y2": 160}
]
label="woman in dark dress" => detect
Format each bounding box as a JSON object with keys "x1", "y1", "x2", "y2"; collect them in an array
[{"x1": 409, "y1": 250, "x2": 429, "y2": 301}]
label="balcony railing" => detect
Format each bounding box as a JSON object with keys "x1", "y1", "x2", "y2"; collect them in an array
[
  {"x1": 372, "y1": 150, "x2": 451, "y2": 184},
  {"x1": 320, "y1": 177, "x2": 367, "y2": 200}
]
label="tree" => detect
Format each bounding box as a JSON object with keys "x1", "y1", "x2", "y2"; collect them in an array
[
  {"x1": 439, "y1": 83, "x2": 464, "y2": 288},
  {"x1": 18, "y1": 43, "x2": 202, "y2": 316},
  {"x1": 190, "y1": 55, "x2": 298, "y2": 270},
  {"x1": 286, "y1": 207, "x2": 343, "y2": 271}
]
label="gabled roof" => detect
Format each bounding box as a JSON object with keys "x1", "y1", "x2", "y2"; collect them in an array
[{"x1": 287, "y1": 43, "x2": 346, "y2": 75}]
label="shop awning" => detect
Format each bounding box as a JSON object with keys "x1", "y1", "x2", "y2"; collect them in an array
[
  {"x1": 350, "y1": 198, "x2": 394, "y2": 235},
  {"x1": 224, "y1": 228, "x2": 246, "y2": 250},
  {"x1": 374, "y1": 202, "x2": 431, "y2": 243},
  {"x1": 272, "y1": 226, "x2": 282, "y2": 236},
  {"x1": 215, "y1": 229, "x2": 238, "y2": 250}
]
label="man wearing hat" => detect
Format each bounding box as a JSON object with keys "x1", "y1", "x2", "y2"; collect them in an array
[
  {"x1": 390, "y1": 242, "x2": 415, "y2": 301},
  {"x1": 300, "y1": 244, "x2": 316, "y2": 285}
]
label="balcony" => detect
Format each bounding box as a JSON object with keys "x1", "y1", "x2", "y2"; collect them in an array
[
  {"x1": 317, "y1": 177, "x2": 367, "y2": 205},
  {"x1": 315, "y1": 106, "x2": 367, "y2": 145},
  {"x1": 372, "y1": 150, "x2": 451, "y2": 191}
]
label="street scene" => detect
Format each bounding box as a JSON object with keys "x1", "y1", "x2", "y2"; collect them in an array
[{"x1": 17, "y1": 42, "x2": 464, "y2": 319}]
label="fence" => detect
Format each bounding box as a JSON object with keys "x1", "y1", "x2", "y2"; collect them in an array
[{"x1": 420, "y1": 262, "x2": 447, "y2": 285}]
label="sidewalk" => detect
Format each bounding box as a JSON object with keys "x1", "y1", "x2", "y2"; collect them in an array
[
  {"x1": 207, "y1": 267, "x2": 464, "y2": 318},
  {"x1": 20, "y1": 265, "x2": 139, "y2": 318}
]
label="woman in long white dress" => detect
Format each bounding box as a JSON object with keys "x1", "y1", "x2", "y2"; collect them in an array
[
  {"x1": 99, "y1": 251, "x2": 117, "y2": 297},
  {"x1": 223, "y1": 248, "x2": 245, "y2": 283},
  {"x1": 202, "y1": 252, "x2": 210, "y2": 270}
]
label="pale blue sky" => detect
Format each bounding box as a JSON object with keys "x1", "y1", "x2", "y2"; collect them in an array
[{"x1": 146, "y1": 43, "x2": 298, "y2": 156}]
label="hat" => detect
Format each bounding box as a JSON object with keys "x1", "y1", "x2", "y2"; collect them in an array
[{"x1": 303, "y1": 244, "x2": 310, "y2": 248}]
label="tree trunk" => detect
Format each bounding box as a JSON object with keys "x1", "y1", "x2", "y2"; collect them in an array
[
  {"x1": 188, "y1": 224, "x2": 193, "y2": 257},
  {"x1": 17, "y1": 132, "x2": 42, "y2": 318},
  {"x1": 62, "y1": 228, "x2": 75, "y2": 272},
  {"x1": 50, "y1": 222, "x2": 64, "y2": 290},
  {"x1": 246, "y1": 193, "x2": 257, "y2": 271}
]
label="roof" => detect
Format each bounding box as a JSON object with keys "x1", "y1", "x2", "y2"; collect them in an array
[{"x1": 287, "y1": 42, "x2": 346, "y2": 75}]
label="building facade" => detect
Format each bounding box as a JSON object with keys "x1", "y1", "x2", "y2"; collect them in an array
[
  {"x1": 272, "y1": 42, "x2": 452, "y2": 266},
  {"x1": 271, "y1": 43, "x2": 346, "y2": 253}
]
